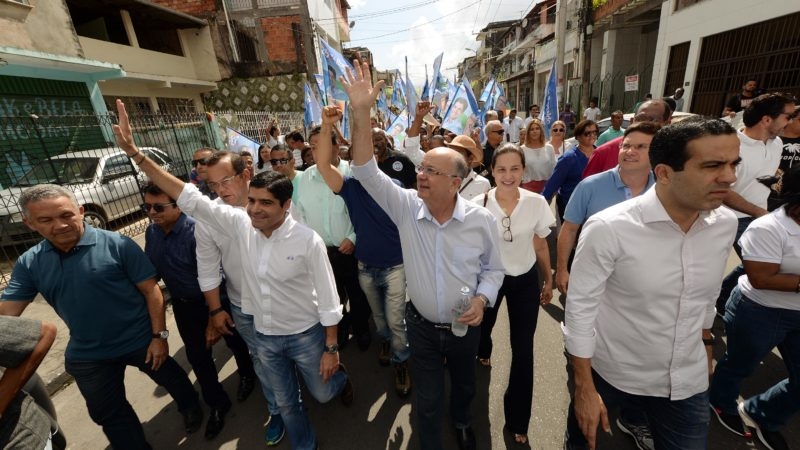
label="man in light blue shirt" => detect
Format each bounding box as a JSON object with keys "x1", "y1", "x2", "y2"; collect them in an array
[
  {"x1": 595, "y1": 110, "x2": 625, "y2": 146},
  {"x1": 346, "y1": 61, "x2": 505, "y2": 450},
  {"x1": 294, "y1": 131, "x2": 372, "y2": 350}
]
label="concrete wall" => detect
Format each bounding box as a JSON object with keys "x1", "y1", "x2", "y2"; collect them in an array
[
  {"x1": 651, "y1": 0, "x2": 800, "y2": 103},
  {"x1": 0, "y1": 0, "x2": 81, "y2": 57}
]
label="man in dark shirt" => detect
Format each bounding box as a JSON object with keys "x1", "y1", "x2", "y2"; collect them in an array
[
  {"x1": 723, "y1": 79, "x2": 761, "y2": 117},
  {"x1": 144, "y1": 183, "x2": 253, "y2": 440},
  {"x1": 373, "y1": 128, "x2": 417, "y2": 189}
]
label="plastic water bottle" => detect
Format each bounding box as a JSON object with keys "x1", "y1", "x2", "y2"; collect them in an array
[{"x1": 451, "y1": 286, "x2": 471, "y2": 337}]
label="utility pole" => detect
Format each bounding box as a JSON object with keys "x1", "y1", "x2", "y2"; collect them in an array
[
  {"x1": 580, "y1": 0, "x2": 594, "y2": 111},
  {"x1": 555, "y1": 0, "x2": 567, "y2": 107}
]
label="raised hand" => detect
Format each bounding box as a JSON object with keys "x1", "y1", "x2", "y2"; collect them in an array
[
  {"x1": 342, "y1": 60, "x2": 385, "y2": 111},
  {"x1": 322, "y1": 106, "x2": 342, "y2": 126},
  {"x1": 112, "y1": 99, "x2": 137, "y2": 156},
  {"x1": 416, "y1": 101, "x2": 433, "y2": 119}
]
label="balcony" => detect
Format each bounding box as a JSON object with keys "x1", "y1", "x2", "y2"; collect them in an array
[{"x1": 80, "y1": 37, "x2": 199, "y2": 80}]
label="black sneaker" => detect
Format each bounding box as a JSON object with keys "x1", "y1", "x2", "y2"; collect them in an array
[
  {"x1": 711, "y1": 404, "x2": 751, "y2": 438},
  {"x1": 616, "y1": 417, "x2": 654, "y2": 450},
  {"x1": 738, "y1": 402, "x2": 788, "y2": 450},
  {"x1": 182, "y1": 403, "x2": 204, "y2": 434}
]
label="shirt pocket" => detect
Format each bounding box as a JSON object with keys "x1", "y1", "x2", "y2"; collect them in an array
[{"x1": 452, "y1": 246, "x2": 482, "y2": 279}]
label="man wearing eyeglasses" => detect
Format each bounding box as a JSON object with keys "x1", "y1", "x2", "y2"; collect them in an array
[
  {"x1": 190, "y1": 148, "x2": 217, "y2": 199},
  {"x1": 0, "y1": 184, "x2": 202, "y2": 449},
  {"x1": 143, "y1": 182, "x2": 246, "y2": 440},
  {"x1": 346, "y1": 61, "x2": 504, "y2": 450}
]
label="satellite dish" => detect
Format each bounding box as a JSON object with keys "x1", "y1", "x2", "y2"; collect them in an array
[{"x1": 522, "y1": 18, "x2": 528, "y2": 28}]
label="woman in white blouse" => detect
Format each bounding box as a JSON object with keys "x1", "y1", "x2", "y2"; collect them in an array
[
  {"x1": 520, "y1": 118, "x2": 556, "y2": 193},
  {"x1": 472, "y1": 143, "x2": 555, "y2": 445},
  {"x1": 547, "y1": 120, "x2": 568, "y2": 156}
]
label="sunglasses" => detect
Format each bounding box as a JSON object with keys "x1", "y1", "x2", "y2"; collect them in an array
[
  {"x1": 192, "y1": 158, "x2": 209, "y2": 166},
  {"x1": 502, "y1": 216, "x2": 512, "y2": 242},
  {"x1": 490, "y1": 129, "x2": 504, "y2": 135},
  {"x1": 552, "y1": 128, "x2": 565, "y2": 133},
  {"x1": 270, "y1": 158, "x2": 291, "y2": 166},
  {"x1": 142, "y1": 202, "x2": 176, "y2": 213},
  {"x1": 582, "y1": 130, "x2": 599, "y2": 137}
]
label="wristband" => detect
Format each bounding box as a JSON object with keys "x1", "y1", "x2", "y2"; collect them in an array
[
  {"x1": 128, "y1": 149, "x2": 140, "y2": 161},
  {"x1": 208, "y1": 307, "x2": 224, "y2": 317},
  {"x1": 135, "y1": 153, "x2": 146, "y2": 165}
]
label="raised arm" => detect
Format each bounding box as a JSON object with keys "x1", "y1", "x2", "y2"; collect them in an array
[
  {"x1": 112, "y1": 99, "x2": 185, "y2": 199},
  {"x1": 343, "y1": 61, "x2": 384, "y2": 166},
  {"x1": 407, "y1": 101, "x2": 433, "y2": 138},
  {"x1": 317, "y1": 106, "x2": 346, "y2": 194}
]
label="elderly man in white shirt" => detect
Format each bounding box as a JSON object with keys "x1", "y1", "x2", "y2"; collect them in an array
[
  {"x1": 562, "y1": 117, "x2": 740, "y2": 450},
  {"x1": 346, "y1": 62, "x2": 504, "y2": 450},
  {"x1": 111, "y1": 99, "x2": 352, "y2": 450}
]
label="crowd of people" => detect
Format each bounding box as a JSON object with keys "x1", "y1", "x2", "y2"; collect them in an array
[{"x1": 0, "y1": 59, "x2": 798, "y2": 450}]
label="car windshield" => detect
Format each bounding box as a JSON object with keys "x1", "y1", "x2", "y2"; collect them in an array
[{"x1": 14, "y1": 157, "x2": 99, "y2": 187}]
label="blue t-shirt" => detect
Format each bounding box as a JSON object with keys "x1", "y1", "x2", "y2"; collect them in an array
[
  {"x1": 542, "y1": 146, "x2": 591, "y2": 204},
  {"x1": 145, "y1": 213, "x2": 209, "y2": 301},
  {"x1": 338, "y1": 177, "x2": 403, "y2": 268},
  {"x1": 564, "y1": 167, "x2": 655, "y2": 225},
  {"x1": 1, "y1": 226, "x2": 156, "y2": 360}
]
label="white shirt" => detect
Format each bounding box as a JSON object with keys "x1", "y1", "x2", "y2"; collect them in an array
[
  {"x1": 738, "y1": 207, "x2": 800, "y2": 311},
  {"x1": 563, "y1": 188, "x2": 737, "y2": 400},
  {"x1": 503, "y1": 117, "x2": 525, "y2": 143},
  {"x1": 195, "y1": 198, "x2": 247, "y2": 309},
  {"x1": 729, "y1": 130, "x2": 782, "y2": 218},
  {"x1": 177, "y1": 184, "x2": 343, "y2": 335},
  {"x1": 584, "y1": 107, "x2": 601, "y2": 121},
  {"x1": 471, "y1": 188, "x2": 555, "y2": 276},
  {"x1": 521, "y1": 144, "x2": 556, "y2": 182},
  {"x1": 401, "y1": 135, "x2": 491, "y2": 199},
  {"x1": 351, "y1": 158, "x2": 505, "y2": 323}
]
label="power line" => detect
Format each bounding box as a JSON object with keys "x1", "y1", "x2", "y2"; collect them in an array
[
  {"x1": 314, "y1": 0, "x2": 439, "y2": 23},
  {"x1": 349, "y1": 0, "x2": 482, "y2": 42}
]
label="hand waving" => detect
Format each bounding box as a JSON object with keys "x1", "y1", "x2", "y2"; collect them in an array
[
  {"x1": 416, "y1": 101, "x2": 433, "y2": 118},
  {"x1": 342, "y1": 60, "x2": 385, "y2": 111}
]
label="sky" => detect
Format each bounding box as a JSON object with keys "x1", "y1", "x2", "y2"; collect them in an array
[{"x1": 345, "y1": 0, "x2": 536, "y2": 86}]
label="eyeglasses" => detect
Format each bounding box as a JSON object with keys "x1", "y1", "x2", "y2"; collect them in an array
[
  {"x1": 192, "y1": 157, "x2": 209, "y2": 166},
  {"x1": 502, "y1": 216, "x2": 512, "y2": 242},
  {"x1": 207, "y1": 174, "x2": 239, "y2": 191},
  {"x1": 415, "y1": 165, "x2": 458, "y2": 178},
  {"x1": 552, "y1": 128, "x2": 565, "y2": 133},
  {"x1": 489, "y1": 129, "x2": 505, "y2": 135},
  {"x1": 582, "y1": 130, "x2": 599, "y2": 137},
  {"x1": 270, "y1": 158, "x2": 291, "y2": 166},
  {"x1": 620, "y1": 143, "x2": 649, "y2": 151},
  {"x1": 142, "y1": 202, "x2": 176, "y2": 213}
]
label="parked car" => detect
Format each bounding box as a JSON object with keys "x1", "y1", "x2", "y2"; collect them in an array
[
  {"x1": 562, "y1": 111, "x2": 697, "y2": 149},
  {"x1": 0, "y1": 147, "x2": 183, "y2": 246}
]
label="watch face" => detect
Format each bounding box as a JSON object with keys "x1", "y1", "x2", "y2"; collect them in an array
[{"x1": 155, "y1": 331, "x2": 169, "y2": 339}]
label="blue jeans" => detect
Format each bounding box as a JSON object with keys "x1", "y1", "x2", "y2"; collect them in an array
[
  {"x1": 65, "y1": 346, "x2": 199, "y2": 450},
  {"x1": 357, "y1": 262, "x2": 410, "y2": 362},
  {"x1": 709, "y1": 287, "x2": 800, "y2": 430},
  {"x1": 406, "y1": 302, "x2": 480, "y2": 450},
  {"x1": 250, "y1": 323, "x2": 348, "y2": 450},
  {"x1": 229, "y1": 303, "x2": 278, "y2": 415},
  {"x1": 715, "y1": 216, "x2": 753, "y2": 312},
  {"x1": 565, "y1": 370, "x2": 710, "y2": 450}
]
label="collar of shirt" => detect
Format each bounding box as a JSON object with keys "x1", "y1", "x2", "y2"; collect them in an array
[
  {"x1": 612, "y1": 167, "x2": 656, "y2": 190},
  {"x1": 43, "y1": 224, "x2": 98, "y2": 253},
  {"x1": 415, "y1": 193, "x2": 467, "y2": 225},
  {"x1": 149, "y1": 213, "x2": 191, "y2": 238},
  {"x1": 639, "y1": 187, "x2": 720, "y2": 230},
  {"x1": 306, "y1": 160, "x2": 349, "y2": 179}
]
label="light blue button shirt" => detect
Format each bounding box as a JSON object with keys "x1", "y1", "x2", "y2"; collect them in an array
[
  {"x1": 294, "y1": 161, "x2": 356, "y2": 247},
  {"x1": 351, "y1": 158, "x2": 505, "y2": 323}
]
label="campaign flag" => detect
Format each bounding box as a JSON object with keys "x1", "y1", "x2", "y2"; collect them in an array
[
  {"x1": 539, "y1": 60, "x2": 559, "y2": 139},
  {"x1": 385, "y1": 109, "x2": 409, "y2": 144},
  {"x1": 377, "y1": 89, "x2": 390, "y2": 128},
  {"x1": 405, "y1": 58, "x2": 419, "y2": 122},
  {"x1": 319, "y1": 38, "x2": 355, "y2": 102},
  {"x1": 225, "y1": 127, "x2": 260, "y2": 154},
  {"x1": 313, "y1": 74, "x2": 325, "y2": 101},
  {"x1": 319, "y1": 43, "x2": 330, "y2": 107},
  {"x1": 341, "y1": 103, "x2": 350, "y2": 141},
  {"x1": 391, "y1": 72, "x2": 406, "y2": 111},
  {"x1": 493, "y1": 82, "x2": 507, "y2": 112},
  {"x1": 480, "y1": 77, "x2": 496, "y2": 103},
  {"x1": 462, "y1": 75, "x2": 484, "y2": 141},
  {"x1": 303, "y1": 82, "x2": 322, "y2": 130},
  {"x1": 440, "y1": 80, "x2": 480, "y2": 135},
  {"x1": 421, "y1": 78, "x2": 430, "y2": 101},
  {"x1": 429, "y1": 52, "x2": 444, "y2": 101}
]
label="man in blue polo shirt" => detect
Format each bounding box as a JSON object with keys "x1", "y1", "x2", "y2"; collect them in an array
[
  {"x1": 314, "y1": 105, "x2": 411, "y2": 398},
  {"x1": 555, "y1": 122, "x2": 660, "y2": 450},
  {"x1": 0, "y1": 184, "x2": 202, "y2": 450}
]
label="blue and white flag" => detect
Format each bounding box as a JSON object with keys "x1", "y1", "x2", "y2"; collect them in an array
[
  {"x1": 386, "y1": 109, "x2": 409, "y2": 144},
  {"x1": 440, "y1": 79, "x2": 480, "y2": 136},
  {"x1": 429, "y1": 52, "x2": 443, "y2": 101},
  {"x1": 377, "y1": 89, "x2": 390, "y2": 128},
  {"x1": 225, "y1": 127, "x2": 260, "y2": 154},
  {"x1": 539, "y1": 60, "x2": 559, "y2": 139},
  {"x1": 319, "y1": 38, "x2": 355, "y2": 103},
  {"x1": 405, "y1": 57, "x2": 419, "y2": 122},
  {"x1": 480, "y1": 77, "x2": 496, "y2": 103},
  {"x1": 341, "y1": 104, "x2": 350, "y2": 141},
  {"x1": 421, "y1": 78, "x2": 430, "y2": 101},
  {"x1": 303, "y1": 82, "x2": 322, "y2": 130},
  {"x1": 391, "y1": 72, "x2": 406, "y2": 111},
  {"x1": 313, "y1": 74, "x2": 325, "y2": 103}
]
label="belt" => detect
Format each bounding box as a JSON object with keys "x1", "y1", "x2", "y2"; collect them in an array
[{"x1": 407, "y1": 302, "x2": 451, "y2": 330}]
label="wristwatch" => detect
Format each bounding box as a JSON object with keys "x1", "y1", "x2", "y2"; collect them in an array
[
  {"x1": 476, "y1": 293, "x2": 490, "y2": 309},
  {"x1": 152, "y1": 330, "x2": 169, "y2": 339},
  {"x1": 324, "y1": 343, "x2": 339, "y2": 354}
]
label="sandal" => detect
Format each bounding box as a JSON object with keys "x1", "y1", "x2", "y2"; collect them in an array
[{"x1": 478, "y1": 358, "x2": 491, "y2": 367}]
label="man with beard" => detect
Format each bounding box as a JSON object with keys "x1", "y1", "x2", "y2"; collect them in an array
[{"x1": 723, "y1": 79, "x2": 762, "y2": 118}]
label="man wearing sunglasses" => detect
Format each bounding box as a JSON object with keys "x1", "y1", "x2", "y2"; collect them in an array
[
  {"x1": 346, "y1": 61, "x2": 504, "y2": 450},
  {"x1": 143, "y1": 182, "x2": 250, "y2": 440},
  {"x1": 190, "y1": 148, "x2": 216, "y2": 199},
  {"x1": 481, "y1": 120, "x2": 505, "y2": 186}
]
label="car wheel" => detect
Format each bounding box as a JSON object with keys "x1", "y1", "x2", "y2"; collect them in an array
[{"x1": 83, "y1": 210, "x2": 108, "y2": 229}]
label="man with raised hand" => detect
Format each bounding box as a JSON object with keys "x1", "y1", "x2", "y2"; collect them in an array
[
  {"x1": 112, "y1": 99, "x2": 352, "y2": 450},
  {"x1": 345, "y1": 61, "x2": 504, "y2": 450}
]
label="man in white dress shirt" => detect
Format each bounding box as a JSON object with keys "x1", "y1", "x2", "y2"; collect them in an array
[
  {"x1": 562, "y1": 116, "x2": 740, "y2": 450},
  {"x1": 112, "y1": 99, "x2": 352, "y2": 450},
  {"x1": 346, "y1": 61, "x2": 505, "y2": 450}
]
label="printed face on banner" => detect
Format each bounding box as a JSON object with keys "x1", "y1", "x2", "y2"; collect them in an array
[
  {"x1": 386, "y1": 111, "x2": 408, "y2": 145},
  {"x1": 441, "y1": 92, "x2": 478, "y2": 135},
  {"x1": 226, "y1": 128, "x2": 260, "y2": 154}
]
